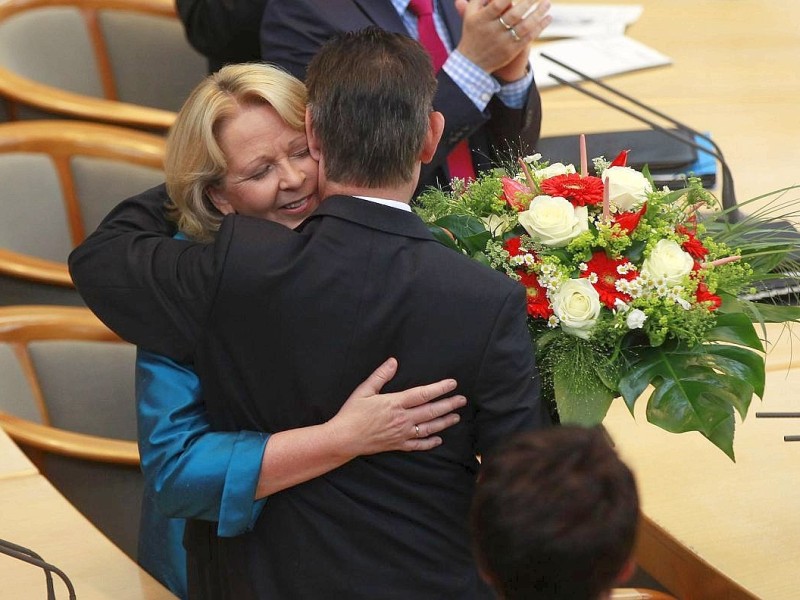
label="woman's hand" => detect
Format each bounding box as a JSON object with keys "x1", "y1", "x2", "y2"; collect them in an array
[{"x1": 328, "y1": 357, "x2": 466, "y2": 456}]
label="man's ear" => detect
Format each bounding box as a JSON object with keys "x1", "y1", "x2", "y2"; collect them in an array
[
  {"x1": 420, "y1": 111, "x2": 445, "y2": 165},
  {"x1": 305, "y1": 107, "x2": 321, "y2": 161},
  {"x1": 206, "y1": 186, "x2": 235, "y2": 215}
]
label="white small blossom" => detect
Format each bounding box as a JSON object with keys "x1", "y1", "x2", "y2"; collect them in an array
[
  {"x1": 587, "y1": 272, "x2": 598, "y2": 284},
  {"x1": 614, "y1": 298, "x2": 630, "y2": 312},
  {"x1": 626, "y1": 309, "x2": 648, "y2": 329},
  {"x1": 578, "y1": 262, "x2": 588, "y2": 272},
  {"x1": 617, "y1": 262, "x2": 635, "y2": 275},
  {"x1": 674, "y1": 297, "x2": 692, "y2": 310},
  {"x1": 547, "y1": 315, "x2": 560, "y2": 328}
]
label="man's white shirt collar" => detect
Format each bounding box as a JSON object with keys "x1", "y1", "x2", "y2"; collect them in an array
[{"x1": 355, "y1": 195, "x2": 412, "y2": 212}]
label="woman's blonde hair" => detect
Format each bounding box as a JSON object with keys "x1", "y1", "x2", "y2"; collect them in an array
[{"x1": 165, "y1": 63, "x2": 307, "y2": 241}]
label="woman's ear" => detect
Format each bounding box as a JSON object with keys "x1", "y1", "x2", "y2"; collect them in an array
[{"x1": 206, "y1": 186, "x2": 235, "y2": 215}]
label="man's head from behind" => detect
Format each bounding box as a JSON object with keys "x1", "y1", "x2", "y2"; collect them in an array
[
  {"x1": 471, "y1": 426, "x2": 639, "y2": 600},
  {"x1": 305, "y1": 27, "x2": 441, "y2": 192}
]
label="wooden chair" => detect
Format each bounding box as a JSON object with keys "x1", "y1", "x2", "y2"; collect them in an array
[
  {"x1": 0, "y1": 0, "x2": 206, "y2": 130},
  {"x1": 0, "y1": 120, "x2": 165, "y2": 305},
  {"x1": 0, "y1": 305, "x2": 142, "y2": 558}
]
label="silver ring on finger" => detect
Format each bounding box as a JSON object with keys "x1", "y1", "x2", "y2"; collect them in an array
[
  {"x1": 509, "y1": 27, "x2": 522, "y2": 43},
  {"x1": 414, "y1": 424, "x2": 420, "y2": 438},
  {"x1": 498, "y1": 15, "x2": 513, "y2": 30}
]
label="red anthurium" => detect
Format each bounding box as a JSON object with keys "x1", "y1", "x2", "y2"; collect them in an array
[
  {"x1": 582, "y1": 252, "x2": 637, "y2": 308},
  {"x1": 696, "y1": 282, "x2": 722, "y2": 310},
  {"x1": 613, "y1": 203, "x2": 647, "y2": 234},
  {"x1": 519, "y1": 272, "x2": 552, "y2": 319},
  {"x1": 501, "y1": 177, "x2": 530, "y2": 211},
  {"x1": 540, "y1": 173, "x2": 604, "y2": 207},
  {"x1": 610, "y1": 150, "x2": 630, "y2": 167}
]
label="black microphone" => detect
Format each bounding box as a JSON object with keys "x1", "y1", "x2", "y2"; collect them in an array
[
  {"x1": 0, "y1": 538, "x2": 76, "y2": 600},
  {"x1": 539, "y1": 52, "x2": 741, "y2": 221}
]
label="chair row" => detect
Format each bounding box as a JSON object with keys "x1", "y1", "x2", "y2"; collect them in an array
[
  {"x1": 0, "y1": 0, "x2": 206, "y2": 130},
  {"x1": 0, "y1": 119, "x2": 165, "y2": 305}
]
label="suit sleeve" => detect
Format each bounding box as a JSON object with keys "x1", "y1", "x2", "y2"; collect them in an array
[
  {"x1": 472, "y1": 283, "x2": 551, "y2": 458},
  {"x1": 176, "y1": 0, "x2": 264, "y2": 66},
  {"x1": 136, "y1": 350, "x2": 269, "y2": 536},
  {"x1": 68, "y1": 185, "x2": 220, "y2": 362}
]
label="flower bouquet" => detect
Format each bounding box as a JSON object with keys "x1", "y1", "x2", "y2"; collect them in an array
[{"x1": 414, "y1": 138, "x2": 800, "y2": 459}]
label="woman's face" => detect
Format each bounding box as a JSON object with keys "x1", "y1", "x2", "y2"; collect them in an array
[{"x1": 208, "y1": 103, "x2": 320, "y2": 230}]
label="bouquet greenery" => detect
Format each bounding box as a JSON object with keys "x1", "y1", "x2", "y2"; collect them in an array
[{"x1": 414, "y1": 140, "x2": 800, "y2": 459}]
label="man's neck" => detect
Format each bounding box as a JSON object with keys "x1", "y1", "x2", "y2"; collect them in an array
[{"x1": 322, "y1": 181, "x2": 415, "y2": 205}]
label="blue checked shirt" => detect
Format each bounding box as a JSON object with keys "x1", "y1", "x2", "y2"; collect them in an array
[{"x1": 391, "y1": 0, "x2": 533, "y2": 111}]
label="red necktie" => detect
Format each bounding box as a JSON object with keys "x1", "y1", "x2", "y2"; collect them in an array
[{"x1": 408, "y1": 0, "x2": 476, "y2": 181}]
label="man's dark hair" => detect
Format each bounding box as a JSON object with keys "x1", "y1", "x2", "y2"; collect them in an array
[
  {"x1": 471, "y1": 426, "x2": 639, "y2": 600},
  {"x1": 305, "y1": 27, "x2": 437, "y2": 187}
]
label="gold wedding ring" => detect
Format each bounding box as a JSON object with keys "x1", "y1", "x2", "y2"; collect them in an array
[
  {"x1": 498, "y1": 15, "x2": 513, "y2": 30},
  {"x1": 509, "y1": 27, "x2": 522, "y2": 42}
]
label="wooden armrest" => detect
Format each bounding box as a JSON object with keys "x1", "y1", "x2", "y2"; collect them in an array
[
  {"x1": 0, "y1": 248, "x2": 73, "y2": 287},
  {"x1": 0, "y1": 67, "x2": 175, "y2": 130},
  {"x1": 0, "y1": 412, "x2": 139, "y2": 465}
]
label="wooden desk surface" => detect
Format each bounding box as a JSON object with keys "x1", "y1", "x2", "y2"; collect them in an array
[
  {"x1": 0, "y1": 474, "x2": 176, "y2": 599},
  {"x1": 539, "y1": 0, "x2": 800, "y2": 207},
  {"x1": 0, "y1": 427, "x2": 175, "y2": 598},
  {"x1": 604, "y1": 324, "x2": 800, "y2": 599},
  {"x1": 0, "y1": 425, "x2": 37, "y2": 480}
]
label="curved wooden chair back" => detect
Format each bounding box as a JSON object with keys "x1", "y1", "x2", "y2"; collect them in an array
[
  {"x1": 0, "y1": 305, "x2": 138, "y2": 464},
  {"x1": 0, "y1": 305, "x2": 141, "y2": 557},
  {"x1": 0, "y1": 0, "x2": 206, "y2": 130},
  {"x1": 0, "y1": 120, "x2": 164, "y2": 301}
]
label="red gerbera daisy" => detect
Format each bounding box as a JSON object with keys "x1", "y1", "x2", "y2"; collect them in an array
[
  {"x1": 582, "y1": 251, "x2": 637, "y2": 308},
  {"x1": 540, "y1": 173, "x2": 604, "y2": 207},
  {"x1": 519, "y1": 272, "x2": 552, "y2": 319},
  {"x1": 504, "y1": 236, "x2": 523, "y2": 257}
]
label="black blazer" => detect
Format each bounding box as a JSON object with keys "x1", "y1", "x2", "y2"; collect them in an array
[
  {"x1": 260, "y1": 0, "x2": 543, "y2": 193},
  {"x1": 69, "y1": 186, "x2": 549, "y2": 598}
]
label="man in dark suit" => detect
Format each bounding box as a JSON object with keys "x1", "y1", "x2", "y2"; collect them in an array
[
  {"x1": 260, "y1": 0, "x2": 551, "y2": 193},
  {"x1": 70, "y1": 29, "x2": 549, "y2": 598}
]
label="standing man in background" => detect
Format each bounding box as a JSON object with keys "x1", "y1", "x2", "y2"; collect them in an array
[
  {"x1": 261, "y1": 0, "x2": 552, "y2": 192},
  {"x1": 176, "y1": 0, "x2": 266, "y2": 72}
]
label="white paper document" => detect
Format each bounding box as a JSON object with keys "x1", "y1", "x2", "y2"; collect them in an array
[
  {"x1": 531, "y1": 35, "x2": 672, "y2": 89},
  {"x1": 542, "y1": 4, "x2": 644, "y2": 39}
]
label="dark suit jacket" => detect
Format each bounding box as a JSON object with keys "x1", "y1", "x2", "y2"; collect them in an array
[
  {"x1": 177, "y1": 0, "x2": 265, "y2": 72},
  {"x1": 69, "y1": 185, "x2": 549, "y2": 599},
  {"x1": 260, "y1": 0, "x2": 543, "y2": 193}
]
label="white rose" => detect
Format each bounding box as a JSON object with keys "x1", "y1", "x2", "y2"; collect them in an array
[
  {"x1": 552, "y1": 279, "x2": 602, "y2": 339},
  {"x1": 642, "y1": 239, "x2": 694, "y2": 286},
  {"x1": 533, "y1": 162, "x2": 576, "y2": 179},
  {"x1": 602, "y1": 166, "x2": 652, "y2": 212},
  {"x1": 518, "y1": 195, "x2": 589, "y2": 248},
  {"x1": 626, "y1": 308, "x2": 648, "y2": 329},
  {"x1": 481, "y1": 213, "x2": 515, "y2": 237}
]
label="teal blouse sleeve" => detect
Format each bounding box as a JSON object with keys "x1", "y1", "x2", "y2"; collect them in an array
[{"x1": 135, "y1": 349, "x2": 269, "y2": 536}]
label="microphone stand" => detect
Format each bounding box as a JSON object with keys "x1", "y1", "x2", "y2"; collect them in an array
[
  {"x1": 539, "y1": 52, "x2": 741, "y2": 221},
  {"x1": 0, "y1": 538, "x2": 76, "y2": 600}
]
